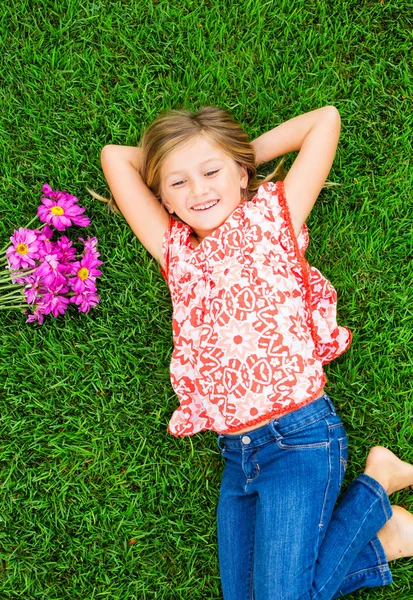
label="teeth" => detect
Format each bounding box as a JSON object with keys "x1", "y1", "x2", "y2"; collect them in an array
[{"x1": 192, "y1": 200, "x2": 219, "y2": 211}]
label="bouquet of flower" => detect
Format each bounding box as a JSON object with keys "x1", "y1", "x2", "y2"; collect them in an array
[{"x1": 1, "y1": 184, "x2": 102, "y2": 324}]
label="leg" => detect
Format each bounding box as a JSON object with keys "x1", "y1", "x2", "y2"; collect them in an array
[
  {"x1": 217, "y1": 396, "x2": 344, "y2": 600},
  {"x1": 312, "y1": 446, "x2": 413, "y2": 599},
  {"x1": 217, "y1": 439, "x2": 258, "y2": 600},
  {"x1": 377, "y1": 505, "x2": 413, "y2": 561},
  {"x1": 251, "y1": 400, "x2": 348, "y2": 600}
]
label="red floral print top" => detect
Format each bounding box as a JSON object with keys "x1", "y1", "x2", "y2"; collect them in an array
[{"x1": 161, "y1": 181, "x2": 352, "y2": 437}]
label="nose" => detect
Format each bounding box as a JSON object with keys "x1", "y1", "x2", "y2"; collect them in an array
[{"x1": 189, "y1": 177, "x2": 209, "y2": 198}]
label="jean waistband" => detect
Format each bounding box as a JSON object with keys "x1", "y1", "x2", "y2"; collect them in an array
[{"x1": 217, "y1": 393, "x2": 336, "y2": 451}]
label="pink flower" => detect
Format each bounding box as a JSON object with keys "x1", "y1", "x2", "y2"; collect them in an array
[
  {"x1": 70, "y1": 252, "x2": 102, "y2": 294},
  {"x1": 37, "y1": 185, "x2": 90, "y2": 231},
  {"x1": 6, "y1": 228, "x2": 41, "y2": 269},
  {"x1": 25, "y1": 305, "x2": 46, "y2": 325},
  {"x1": 41, "y1": 291, "x2": 71, "y2": 317},
  {"x1": 4, "y1": 184, "x2": 102, "y2": 324},
  {"x1": 35, "y1": 226, "x2": 55, "y2": 258},
  {"x1": 55, "y1": 236, "x2": 77, "y2": 269},
  {"x1": 23, "y1": 274, "x2": 44, "y2": 304},
  {"x1": 79, "y1": 236, "x2": 100, "y2": 261},
  {"x1": 35, "y1": 252, "x2": 67, "y2": 288},
  {"x1": 70, "y1": 290, "x2": 100, "y2": 313}
]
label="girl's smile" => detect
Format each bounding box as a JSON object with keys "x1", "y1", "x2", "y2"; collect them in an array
[{"x1": 160, "y1": 135, "x2": 248, "y2": 242}]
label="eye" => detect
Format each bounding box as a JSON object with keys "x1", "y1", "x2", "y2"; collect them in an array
[
  {"x1": 171, "y1": 180, "x2": 185, "y2": 187},
  {"x1": 205, "y1": 169, "x2": 219, "y2": 177}
]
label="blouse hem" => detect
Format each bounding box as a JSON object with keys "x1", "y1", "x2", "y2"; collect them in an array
[{"x1": 167, "y1": 379, "x2": 327, "y2": 437}]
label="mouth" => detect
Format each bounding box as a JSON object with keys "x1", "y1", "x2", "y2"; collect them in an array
[{"x1": 191, "y1": 199, "x2": 220, "y2": 211}]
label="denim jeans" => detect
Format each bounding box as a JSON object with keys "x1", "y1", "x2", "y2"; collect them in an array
[{"x1": 217, "y1": 394, "x2": 393, "y2": 600}]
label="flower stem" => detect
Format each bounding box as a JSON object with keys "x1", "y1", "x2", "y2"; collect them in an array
[
  {"x1": 0, "y1": 283, "x2": 24, "y2": 292},
  {"x1": 0, "y1": 292, "x2": 25, "y2": 303},
  {"x1": 0, "y1": 305, "x2": 27, "y2": 310},
  {"x1": 4, "y1": 268, "x2": 37, "y2": 281}
]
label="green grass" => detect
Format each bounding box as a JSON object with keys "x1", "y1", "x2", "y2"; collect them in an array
[{"x1": 0, "y1": 0, "x2": 412, "y2": 597}]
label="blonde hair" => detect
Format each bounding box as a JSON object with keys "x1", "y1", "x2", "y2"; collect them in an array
[
  {"x1": 90, "y1": 106, "x2": 284, "y2": 213},
  {"x1": 140, "y1": 106, "x2": 283, "y2": 203}
]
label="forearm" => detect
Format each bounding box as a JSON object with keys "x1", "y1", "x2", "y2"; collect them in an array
[{"x1": 251, "y1": 106, "x2": 340, "y2": 166}]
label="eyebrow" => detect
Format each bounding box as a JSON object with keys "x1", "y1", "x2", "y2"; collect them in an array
[{"x1": 165, "y1": 157, "x2": 224, "y2": 178}]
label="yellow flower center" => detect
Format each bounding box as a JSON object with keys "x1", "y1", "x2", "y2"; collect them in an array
[
  {"x1": 16, "y1": 243, "x2": 28, "y2": 255},
  {"x1": 78, "y1": 267, "x2": 89, "y2": 280},
  {"x1": 51, "y1": 206, "x2": 64, "y2": 215}
]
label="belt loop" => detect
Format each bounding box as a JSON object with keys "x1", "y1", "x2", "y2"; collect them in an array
[
  {"x1": 217, "y1": 435, "x2": 225, "y2": 451},
  {"x1": 324, "y1": 393, "x2": 336, "y2": 416},
  {"x1": 268, "y1": 419, "x2": 279, "y2": 438}
]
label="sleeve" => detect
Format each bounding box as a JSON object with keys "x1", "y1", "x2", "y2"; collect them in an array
[
  {"x1": 261, "y1": 181, "x2": 352, "y2": 363},
  {"x1": 308, "y1": 266, "x2": 352, "y2": 364}
]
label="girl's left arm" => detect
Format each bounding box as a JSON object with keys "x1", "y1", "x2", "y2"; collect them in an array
[{"x1": 251, "y1": 106, "x2": 341, "y2": 236}]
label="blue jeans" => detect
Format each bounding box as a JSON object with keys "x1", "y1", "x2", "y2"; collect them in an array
[{"x1": 217, "y1": 394, "x2": 393, "y2": 600}]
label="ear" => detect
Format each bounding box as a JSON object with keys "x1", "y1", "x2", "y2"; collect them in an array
[
  {"x1": 239, "y1": 165, "x2": 248, "y2": 190},
  {"x1": 164, "y1": 202, "x2": 174, "y2": 214},
  {"x1": 161, "y1": 197, "x2": 174, "y2": 214}
]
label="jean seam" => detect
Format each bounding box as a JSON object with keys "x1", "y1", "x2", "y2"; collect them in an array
[
  {"x1": 243, "y1": 450, "x2": 261, "y2": 492},
  {"x1": 358, "y1": 477, "x2": 392, "y2": 521},
  {"x1": 370, "y1": 537, "x2": 389, "y2": 583},
  {"x1": 275, "y1": 440, "x2": 329, "y2": 451},
  {"x1": 341, "y1": 563, "x2": 391, "y2": 582},
  {"x1": 248, "y1": 507, "x2": 256, "y2": 600},
  {"x1": 315, "y1": 422, "x2": 333, "y2": 552}
]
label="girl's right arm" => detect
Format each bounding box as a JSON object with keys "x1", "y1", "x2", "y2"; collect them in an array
[{"x1": 100, "y1": 145, "x2": 170, "y2": 269}]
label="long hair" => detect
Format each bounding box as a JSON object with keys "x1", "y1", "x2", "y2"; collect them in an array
[
  {"x1": 90, "y1": 107, "x2": 283, "y2": 212},
  {"x1": 140, "y1": 106, "x2": 283, "y2": 202}
]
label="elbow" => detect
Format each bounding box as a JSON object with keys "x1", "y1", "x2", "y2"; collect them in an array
[
  {"x1": 323, "y1": 105, "x2": 341, "y2": 123},
  {"x1": 100, "y1": 144, "x2": 116, "y2": 165},
  {"x1": 322, "y1": 106, "x2": 341, "y2": 136}
]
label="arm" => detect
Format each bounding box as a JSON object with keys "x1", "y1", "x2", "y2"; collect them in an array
[
  {"x1": 251, "y1": 106, "x2": 341, "y2": 235},
  {"x1": 100, "y1": 145, "x2": 170, "y2": 268}
]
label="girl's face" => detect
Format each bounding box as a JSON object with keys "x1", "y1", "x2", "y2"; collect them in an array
[{"x1": 160, "y1": 135, "x2": 248, "y2": 242}]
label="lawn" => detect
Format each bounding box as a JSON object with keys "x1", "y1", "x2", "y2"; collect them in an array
[{"x1": 0, "y1": 0, "x2": 412, "y2": 598}]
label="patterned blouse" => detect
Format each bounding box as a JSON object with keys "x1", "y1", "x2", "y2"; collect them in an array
[{"x1": 161, "y1": 181, "x2": 351, "y2": 437}]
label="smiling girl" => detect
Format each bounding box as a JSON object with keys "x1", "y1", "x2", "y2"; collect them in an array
[{"x1": 100, "y1": 106, "x2": 413, "y2": 599}]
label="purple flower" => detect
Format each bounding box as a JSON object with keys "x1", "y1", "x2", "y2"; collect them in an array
[
  {"x1": 4, "y1": 183, "x2": 102, "y2": 324},
  {"x1": 70, "y1": 252, "x2": 102, "y2": 294},
  {"x1": 55, "y1": 236, "x2": 77, "y2": 270},
  {"x1": 6, "y1": 228, "x2": 41, "y2": 269},
  {"x1": 70, "y1": 290, "x2": 100, "y2": 313},
  {"x1": 79, "y1": 236, "x2": 100, "y2": 261},
  {"x1": 35, "y1": 226, "x2": 55, "y2": 258},
  {"x1": 35, "y1": 252, "x2": 68, "y2": 288},
  {"x1": 41, "y1": 291, "x2": 71, "y2": 317},
  {"x1": 23, "y1": 274, "x2": 43, "y2": 304},
  {"x1": 37, "y1": 185, "x2": 90, "y2": 231},
  {"x1": 25, "y1": 305, "x2": 46, "y2": 325}
]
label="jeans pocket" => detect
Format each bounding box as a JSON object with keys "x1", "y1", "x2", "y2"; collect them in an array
[{"x1": 275, "y1": 417, "x2": 330, "y2": 450}]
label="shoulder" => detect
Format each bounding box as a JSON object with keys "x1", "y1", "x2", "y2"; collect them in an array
[
  {"x1": 246, "y1": 180, "x2": 287, "y2": 224},
  {"x1": 249, "y1": 180, "x2": 286, "y2": 210},
  {"x1": 249, "y1": 181, "x2": 309, "y2": 254}
]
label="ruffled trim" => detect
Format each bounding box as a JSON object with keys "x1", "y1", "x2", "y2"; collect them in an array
[
  {"x1": 160, "y1": 216, "x2": 174, "y2": 282},
  {"x1": 275, "y1": 181, "x2": 318, "y2": 347},
  {"x1": 167, "y1": 381, "x2": 327, "y2": 437}
]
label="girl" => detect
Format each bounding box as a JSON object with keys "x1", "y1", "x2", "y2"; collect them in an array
[{"x1": 100, "y1": 106, "x2": 413, "y2": 599}]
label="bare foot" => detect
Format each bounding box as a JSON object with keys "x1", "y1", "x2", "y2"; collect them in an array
[
  {"x1": 364, "y1": 446, "x2": 413, "y2": 495},
  {"x1": 378, "y1": 505, "x2": 413, "y2": 561}
]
